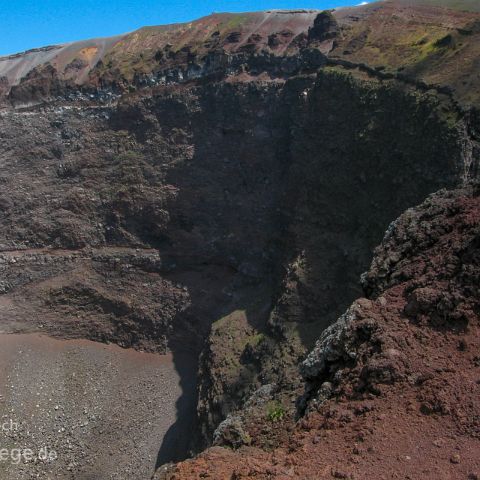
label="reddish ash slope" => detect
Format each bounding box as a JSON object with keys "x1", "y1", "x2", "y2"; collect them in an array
[
  {"x1": 1, "y1": 1, "x2": 480, "y2": 106},
  {"x1": 0, "y1": 10, "x2": 320, "y2": 87},
  {"x1": 158, "y1": 185, "x2": 480, "y2": 479},
  {"x1": 0, "y1": 36, "x2": 124, "y2": 86}
]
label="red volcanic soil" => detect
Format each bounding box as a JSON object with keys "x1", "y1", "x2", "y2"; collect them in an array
[{"x1": 161, "y1": 320, "x2": 480, "y2": 478}]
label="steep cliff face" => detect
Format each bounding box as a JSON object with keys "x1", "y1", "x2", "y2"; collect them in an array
[
  {"x1": 193, "y1": 72, "x2": 467, "y2": 444},
  {"x1": 0, "y1": 0, "x2": 479, "y2": 474}
]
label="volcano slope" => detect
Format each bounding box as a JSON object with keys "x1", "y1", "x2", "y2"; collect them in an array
[{"x1": 0, "y1": 0, "x2": 479, "y2": 478}]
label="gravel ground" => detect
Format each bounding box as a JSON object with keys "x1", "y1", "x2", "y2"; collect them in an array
[{"x1": 0, "y1": 334, "x2": 196, "y2": 480}]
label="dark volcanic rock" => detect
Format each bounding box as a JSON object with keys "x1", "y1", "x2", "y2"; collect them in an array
[{"x1": 308, "y1": 11, "x2": 340, "y2": 43}]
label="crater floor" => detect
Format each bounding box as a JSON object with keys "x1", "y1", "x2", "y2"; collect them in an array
[{"x1": 0, "y1": 334, "x2": 196, "y2": 479}]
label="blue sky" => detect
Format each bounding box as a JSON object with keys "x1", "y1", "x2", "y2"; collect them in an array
[{"x1": 0, "y1": 0, "x2": 369, "y2": 56}]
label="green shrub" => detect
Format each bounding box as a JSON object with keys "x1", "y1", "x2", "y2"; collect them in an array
[{"x1": 266, "y1": 402, "x2": 285, "y2": 422}]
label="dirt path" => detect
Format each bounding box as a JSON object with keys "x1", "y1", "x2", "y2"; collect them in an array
[
  {"x1": 0, "y1": 334, "x2": 197, "y2": 479},
  {"x1": 0, "y1": 246, "x2": 159, "y2": 257}
]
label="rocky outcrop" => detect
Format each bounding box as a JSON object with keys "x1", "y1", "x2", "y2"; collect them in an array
[
  {"x1": 160, "y1": 183, "x2": 480, "y2": 479},
  {"x1": 308, "y1": 11, "x2": 339, "y2": 43}
]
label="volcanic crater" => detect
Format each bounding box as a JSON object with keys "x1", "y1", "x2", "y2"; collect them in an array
[{"x1": 0, "y1": 1, "x2": 479, "y2": 479}]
